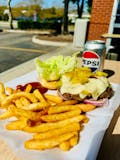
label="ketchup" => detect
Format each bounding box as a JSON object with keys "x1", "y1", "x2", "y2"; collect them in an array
[{"x1": 16, "y1": 82, "x2": 48, "y2": 93}]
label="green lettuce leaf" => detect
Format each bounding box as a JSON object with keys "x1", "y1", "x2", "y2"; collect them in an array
[{"x1": 35, "y1": 54, "x2": 78, "y2": 81}]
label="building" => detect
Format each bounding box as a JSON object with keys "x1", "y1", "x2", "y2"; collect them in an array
[{"x1": 87, "y1": 0, "x2": 120, "y2": 59}]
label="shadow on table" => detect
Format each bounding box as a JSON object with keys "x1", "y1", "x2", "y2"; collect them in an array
[
  {"x1": 103, "y1": 69, "x2": 115, "y2": 78},
  {"x1": 97, "y1": 106, "x2": 120, "y2": 160}
]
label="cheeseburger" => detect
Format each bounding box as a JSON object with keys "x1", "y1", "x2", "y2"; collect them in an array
[{"x1": 58, "y1": 67, "x2": 113, "y2": 104}]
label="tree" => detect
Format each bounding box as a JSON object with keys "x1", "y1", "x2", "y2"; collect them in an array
[
  {"x1": 87, "y1": 0, "x2": 93, "y2": 13},
  {"x1": 8, "y1": 0, "x2": 14, "y2": 29},
  {"x1": 77, "y1": 0, "x2": 84, "y2": 18},
  {"x1": 70, "y1": 0, "x2": 85, "y2": 18},
  {"x1": 0, "y1": 6, "x2": 7, "y2": 20},
  {"x1": 63, "y1": 0, "x2": 69, "y2": 34},
  {"x1": 62, "y1": 0, "x2": 92, "y2": 34},
  {"x1": 26, "y1": 0, "x2": 43, "y2": 21},
  {"x1": 70, "y1": 0, "x2": 93, "y2": 18}
]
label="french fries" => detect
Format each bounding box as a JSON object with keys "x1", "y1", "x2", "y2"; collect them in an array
[
  {"x1": 1, "y1": 92, "x2": 38, "y2": 108},
  {"x1": 21, "y1": 102, "x2": 50, "y2": 111},
  {"x1": 79, "y1": 103, "x2": 96, "y2": 112},
  {"x1": 23, "y1": 115, "x2": 88, "y2": 133},
  {"x1": 0, "y1": 82, "x2": 6, "y2": 100},
  {"x1": 33, "y1": 123, "x2": 80, "y2": 140},
  {"x1": 0, "y1": 82, "x2": 96, "y2": 151},
  {"x1": 6, "y1": 118, "x2": 28, "y2": 130},
  {"x1": 9, "y1": 104, "x2": 47, "y2": 121},
  {"x1": 44, "y1": 94, "x2": 63, "y2": 104},
  {"x1": 0, "y1": 108, "x2": 13, "y2": 120},
  {"x1": 48, "y1": 103, "x2": 95, "y2": 114},
  {"x1": 59, "y1": 141, "x2": 71, "y2": 151},
  {"x1": 69, "y1": 133, "x2": 79, "y2": 147},
  {"x1": 6, "y1": 87, "x2": 14, "y2": 95},
  {"x1": 48, "y1": 104, "x2": 82, "y2": 114},
  {"x1": 25, "y1": 84, "x2": 32, "y2": 93},
  {"x1": 20, "y1": 97, "x2": 30, "y2": 106},
  {"x1": 41, "y1": 109, "x2": 81, "y2": 122},
  {"x1": 14, "y1": 99, "x2": 23, "y2": 108},
  {"x1": 25, "y1": 132, "x2": 77, "y2": 150},
  {"x1": 33, "y1": 89, "x2": 47, "y2": 103},
  {"x1": 59, "y1": 133, "x2": 79, "y2": 151}
]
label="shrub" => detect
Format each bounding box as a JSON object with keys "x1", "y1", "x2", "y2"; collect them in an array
[{"x1": 17, "y1": 20, "x2": 62, "y2": 34}]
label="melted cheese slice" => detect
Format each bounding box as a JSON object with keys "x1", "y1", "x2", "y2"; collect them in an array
[{"x1": 60, "y1": 75, "x2": 109, "y2": 100}]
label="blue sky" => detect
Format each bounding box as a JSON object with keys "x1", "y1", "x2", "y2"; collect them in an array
[
  {"x1": 0, "y1": 0, "x2": 87, "y2": 12},
  {"x1": 0, "y1": 0, "x2": 64, "y2": 8},
  {"x1": 42, "y1": 0, "x2": 64, "y2": 8}
]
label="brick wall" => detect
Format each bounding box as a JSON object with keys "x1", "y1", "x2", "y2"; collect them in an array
[{"x1": 87, "y1": 0, "x2": 114, "y2": 40}]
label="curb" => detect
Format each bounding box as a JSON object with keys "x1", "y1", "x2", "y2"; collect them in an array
[
  {"x1": 3, "y1": 29, "x2": 51, "y2": 35},
  {"x1": 32, "y1": 35, "x2": 71, "y2": 47}
]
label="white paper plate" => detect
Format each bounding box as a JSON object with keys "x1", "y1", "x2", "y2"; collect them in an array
[{"x1": 0, "y1": 71, "x2": 119, "y2": 160}]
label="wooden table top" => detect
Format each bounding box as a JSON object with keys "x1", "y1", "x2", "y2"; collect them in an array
[
  {"x1": 97, "y1": 59, "x2": 120, "y2": 160},
  {"x1": 101, "y1": 33, "x2": 120, "y2": 39},
  {"x1": 0, "y1": 59, "x2": 120, "y2": 160}
]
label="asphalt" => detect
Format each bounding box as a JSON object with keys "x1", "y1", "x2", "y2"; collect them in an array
[
  {"x1": 0, "y1": 29, "x2": 80, "y2": 83},
  {"x1": 3, "y1": 29, "x2": 73, "y2": 47}
]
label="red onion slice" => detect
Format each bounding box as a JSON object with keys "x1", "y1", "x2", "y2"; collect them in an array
[
  {"x1": 84, "y1": 98, "x2": 109, "y2": 107},
  {"x1": 57, "y1": 90, "x2": 69, "y2": 101}
]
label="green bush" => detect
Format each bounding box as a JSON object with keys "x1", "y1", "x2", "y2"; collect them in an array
[
  {"x1": 17, "y1": 20, "x2": 62, "y2": 34},
  {"x1": 17, "y1": 20, "x2": 32, "y2": 29}
]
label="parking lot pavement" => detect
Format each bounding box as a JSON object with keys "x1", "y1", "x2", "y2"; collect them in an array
[
  {"x1": 0, "y1": 32, "x2": 60, "y2": 73},
  {"x1": 0, "y1": 44, "x2": 80, "y2": 83}
]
